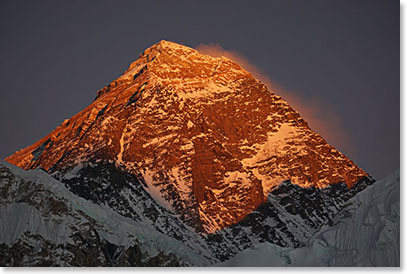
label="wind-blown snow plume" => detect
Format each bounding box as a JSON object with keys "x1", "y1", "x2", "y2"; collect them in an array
[{"x1": 196, "y1": 43, "x2": 356, "y2": 158}]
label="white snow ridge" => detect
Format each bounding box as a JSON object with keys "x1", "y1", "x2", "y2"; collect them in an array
[{"x1": 0, "y1": 160, "x2": 210, "y2": 266}]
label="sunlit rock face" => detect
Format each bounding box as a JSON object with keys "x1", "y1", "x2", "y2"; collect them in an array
[{"x1": 6, "y1": 40, "x2": 368, "y2": 233}]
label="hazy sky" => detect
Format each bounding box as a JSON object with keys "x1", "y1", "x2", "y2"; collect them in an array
[{"x1": 0, "y1": 0, "x2": 399, "y2": 179}]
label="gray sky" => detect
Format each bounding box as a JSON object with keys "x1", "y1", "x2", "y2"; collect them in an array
[{"x1": 0, "y1": 0, "x2": 399, "y2": 179}]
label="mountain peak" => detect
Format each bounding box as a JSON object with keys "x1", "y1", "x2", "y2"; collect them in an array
[
  {"x1": 6, "y1": 41, "x2": 369, "y2": 233},
  {"x1": 152, "y1": 39, "x2": 193, "y2": 50},
  {"x1": 105, "y1": 41, "x2": 249, "y2": 105}
]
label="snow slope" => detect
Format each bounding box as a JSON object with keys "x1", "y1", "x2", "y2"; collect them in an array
[
  {"x1": 219, "y1": 170, "x2": 400, "y2": 267},
  {"x1": 0, "y1": 160, "x2": 210, "y2": 266}
]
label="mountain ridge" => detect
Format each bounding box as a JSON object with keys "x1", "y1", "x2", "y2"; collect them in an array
[
  {"x1": 0, "y1": 159, "x2": 211, "y2": 266},
  {"x1": 0, "y1": 159, "x2": 380, "y2": 266},
  {"x1": 219, "y1": 169, "x2": 399, "y2": 267}
]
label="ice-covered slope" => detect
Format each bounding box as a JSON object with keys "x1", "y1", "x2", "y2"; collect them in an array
[
  {"x1": 219, "y1": 170, "x2": 400, "y2": 267},
  {"x1": 0, "y1": 160, "x2": 210, "y2": 266}
]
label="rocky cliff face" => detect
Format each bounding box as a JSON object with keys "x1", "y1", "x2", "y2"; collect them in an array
[{"x1": 6, "y1": 40, "x2": 368, "y2": 233}]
